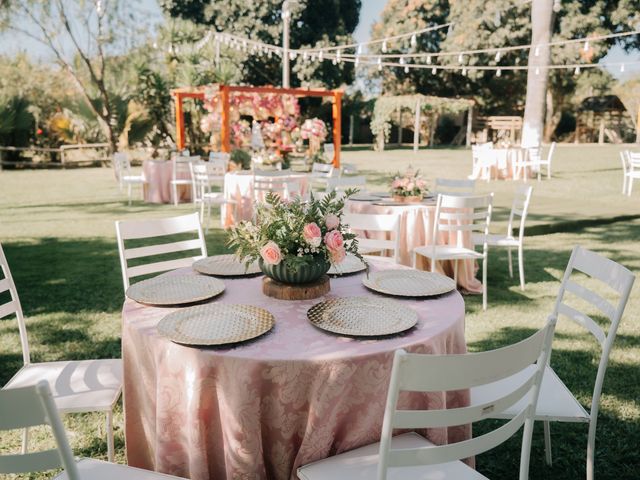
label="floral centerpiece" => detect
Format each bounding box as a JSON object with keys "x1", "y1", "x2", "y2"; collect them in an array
[
  {"x1": 228, "y1": 191, "x2": 365, "y2": 286},
  {"x1": 300, "y1": 118, "x2": 328, "y2": 154},
  {"x1": 390, "y1": 168, "x2": 429, "y2": 203}
]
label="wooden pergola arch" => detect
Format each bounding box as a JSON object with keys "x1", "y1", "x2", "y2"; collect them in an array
[{"x1": 171, "y1": 85, "x2": 343, "y2": 167}]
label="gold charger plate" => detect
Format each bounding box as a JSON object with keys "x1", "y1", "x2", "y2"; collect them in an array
[
  {"x1": 126, "y1": 275, "x2": 225, "y2": 306},
  {"x1": 328, "y1": 254, "x2": 367, "y2": 276},
  {"x1": 193, "y1": 254, "x2": 261, "y2": 277},
  {"x1": 157, "y1": 304, "x2": 274, "y2": 346},
  {"x1": 307, "y1": 296, "x2": 417, "y2": 337},
  {"x1": 362, "y1": 269, "x2": 456, "y2": 297}
]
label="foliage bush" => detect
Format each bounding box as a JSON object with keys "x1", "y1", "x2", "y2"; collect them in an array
[{"x1": 230, "y1": 148, "x2": 251, "y2": 170}]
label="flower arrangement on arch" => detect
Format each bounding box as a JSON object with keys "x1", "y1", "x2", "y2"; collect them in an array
[
  {"x1": 227, "y1": 190, "x2": 366, "y2": 272},
  {"x1": 390, "y1": 168, "x2": 429, "y2": 198},
  {"x1": 300, "y1": 118, "x2": 328, "y2": 141}
]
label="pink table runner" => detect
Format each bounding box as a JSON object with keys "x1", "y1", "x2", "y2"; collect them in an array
[
  {"x1": 347, "y1": 200, "x2": 483, "y2": 294},
  {"x1": 142, "y1": 159, "x2": 192, "y2": 204},
  {"x1": 222, "y1": 171, "x2": 310, "y2": 228},
  {"x1": 122, "y1": 259, "x2": 469, "y2": 479}
]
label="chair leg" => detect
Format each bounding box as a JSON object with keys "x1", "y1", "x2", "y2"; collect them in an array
[
  {"x1": 106, "y1": 410, "x2": 114, "y2": 462},
  {"x1": 127, "y1": 184, "x2": 132, "y2": 206},
  {"x1": 453, "y1": 260, "x2": 458, "y2": 285},
  {"x1": 200, "y1": 201, "x2": 205, "y2": 224},
  {"x1": 172, "y1": 183, "x2": 178, "y2": 206},
  {"x1": 21, "y1": 427, "x2": 29, "y2": 454},
  {"x1": 629, "y1": 179, "x2": 634, "y2": 196},
  {"x1": 518, "y1": 244, "x2": 525, "y2": 291},
  {"x1": 482, "y1": 257, "x2": 488, "y2": 310},
  {"x1": 543, "y1": 421, "x2": 553, "y2": 466},
  {"x1": 206, "y1": 202, "x2": 211, "y2": 233},
  {"x1": 586, "y1": 419, "x2": 596, "y2": 480},
  {"x1": 507, "y1": 247, "x2": 513, "y2": 278}
]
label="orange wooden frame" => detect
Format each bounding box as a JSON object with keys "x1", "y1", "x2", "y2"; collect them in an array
[{"x1": 171, "y1": 85, "x2": 343, "y2": 167}]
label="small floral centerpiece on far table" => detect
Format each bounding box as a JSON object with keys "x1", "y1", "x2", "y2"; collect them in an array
[
  {"x1": 390, "y1": 168, "x2": 429, "y2": 203},
  {"x1": 228, "y1": 191, "x2": 366, "y2": 290}
]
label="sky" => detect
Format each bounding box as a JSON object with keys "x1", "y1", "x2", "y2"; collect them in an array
[{"x1": 1, "y1": 0, "x2": 638, "y2": 80}]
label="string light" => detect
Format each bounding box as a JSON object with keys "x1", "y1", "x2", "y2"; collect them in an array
[
  {"x1": 535, "y1": 66, "x2": 540, "y2": 75},
  {"x1": 426, "y1": 55, "x2": 432, "y2": 64},
  {"x1": 495, "y1": 50, "x2": 501, "y2": 62},
  {"x1": 357, "y1": 44, "x2": 362, "y2": 55},
  {"x1": 574, "y1": 66, "x2": 581, "y2": 75},
  {"x1": 496, "y1": 68, "x2": 502, "y2": 77},
  {"x1": 404, "y1": 65, "x2": 409, "y2": 73},
  {"x1": 336, "y1": 49, "x2": 341, "y2": 63},
  {"x1": 462, "y1": 67, "x2": 467, "y2": 76},
  {"x1": 583, "y1": 40, "x2": 590, "y2": 51},
  {"x1": 381, "y1": 40, "x2": 387, "y2": 53},
  {"x1": 378, "y1": 57, "x2": 382, "y2": 71},
  {"x1": 620, "y1": 63, "x2": 625, "y2": 73},
  {"x1": 534, "y1": 45, "x2": 540, "y2": 56},
  {"x1": 431, "y1": 67, "x2": 437, "y2": 74},
  {"x1": 410, "y1": 34, "x2": 417, "y2": 48},
  {"x1": 458, "y1": 53, "x2": 464, "y2": 63},
  {"x1": 318, "y1": 50, "x2": 323, "y2": 61}
]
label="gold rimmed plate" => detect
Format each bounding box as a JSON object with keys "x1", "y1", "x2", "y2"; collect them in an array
[
  {"x1": 193, "y1": 254, "x2": 261, "y2": 277},
  {"x1": 362, "y1": 269, "x2": 456, "y2": 297},
  {"x1": 157, "y1": 304, "x2": 275, "y2": 346},
  {"x1": 126, "y1": 275, "x2": 225, "y2": 306},
  {"x1": 328, "y1": 254, "x2": 367, "y2": 276},
  {"x1": 307, "y1": 296, "x2": 417, "y2": 337}
]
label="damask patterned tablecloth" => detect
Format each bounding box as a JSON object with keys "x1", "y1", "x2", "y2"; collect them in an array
[
  {"x1": 122, "y1": 259, "x2": 469, "y2": 480},
  {"x1": 347, "y1": 200, "x2": 483, "y2": 294}
]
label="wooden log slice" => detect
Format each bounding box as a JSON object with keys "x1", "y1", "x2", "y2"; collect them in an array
[{"x1": 262, "y1": 275, "x2": 330, "y2": 300}]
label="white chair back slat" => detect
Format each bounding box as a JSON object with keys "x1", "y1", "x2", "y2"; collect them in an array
[
  {"x1": 311, "y1": 162, "x2": 334, "y2": 177},
  {"x1": 0, "y1": 382, "x2": 81, "y2": 479},
  {"x1": 508, "y1": 185, "x2": 533, "y2": 239},
  {"x1": 563, "y1": 279, "x2": 617, "y2": 320},
  {"x1": 434, "y1": 194, "x2": 493, "y2": 249},
  {"x1": 115, "y1": 213, "x2": 207, "y2": 291},
  {"x1": 377, "y1": 319, "x2": 556, "y2": 479},
  {"x1": 571, "y1": 246, "x2": 635, "y2": 295},
  {"x1": 126, "y1": 257, "x2": 202, "y2": 279},
  {"x1": 124, "y1": 239, "x2": 205, "y2": 260},
  {"x1": 343, "y1": 213, "x2": 400, "y2": 263},
  {"x1": 556, "y1": 303, "x2": 606, "y2": 347},
  {"x1": 0, "y1": 277, "x2": 9, "y2": 293},
  {"x1": 434, "y1": 178, "x2": 475, "y2": 196},
  {"x1": 0, "y1": 243, "x2": 30, "y2": 365}
]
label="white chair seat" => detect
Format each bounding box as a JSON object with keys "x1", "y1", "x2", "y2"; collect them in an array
[
  {"x1": 471, "y1": 364, "x2": 589, "y2": 423},
  {"x1": 202, "y1": 192, "x2": 233, "y2": 204},
  {"x1": 54, "y1": 458, "x2": 186, "y2": 479},
  {"x1": 170, "y1": 179, "x2": 192, "y2": 185},
  {"x1": 122, "y1": 175, "x2": 146, "y2": 184},
  {"x1": 297, "y1": 432, "x2": 485, "y2": 480},
  {"x1": 4, "y1": 359, "x2": 123, "y2": 413},
  {"x1": 471, "y1": 233, "x2": 519, "y2": 247},
  {"x1": 414, "y1": 244, "x2": 483, "y2": 260}
]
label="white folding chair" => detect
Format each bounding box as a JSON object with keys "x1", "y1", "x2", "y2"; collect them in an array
[
  {"x1": 0, "y1": 381, "x2": 186, "y2": 479},
  {"x1": 208, "y1": 151, "x2": 230, "y2": 168},
  {"x1": 298, "y1": 319, "x2": 557, "y2": 480},
  {"x1": 414, "y1": 193, "x2": 493, "y2": 310},
  {"x1": 342, "y1": 212, "x2": 400, "y2": 263},
  {"x1": 512, "y1": 148, "x2": 538, "y2": 182},
  {"x1": 323, "y1": 143, "x2": 335, "y2": 162},
  {"x1": 115, "y1": 212, "x2": 207, "y2": 291},
  {"x1": 470, "y1": 142, "x2": 494, "y2": 181},
  {"x1": 433, "y1": 178, "x2": 475, "y2": 196},
  {"x1": 170, "y1": 155, "x2": 198, "y2": 206},
  {"x1": 472, "y1": 246, "x2": 635, "y2": 480},
  {"x1": 620, "y1": 151, "x2": 631, "y2": 195},
  {"x1": 113, "y1": 152, "x2": 146, "y2": 206},
  {"x1": 326, "y1": 175, "x2": 367, "y2": 193},
  {"x1": 537, "y1": 142, "x2": 556, "y2": 180},
  {"x1": 473, "y1": 185, "x2": 533, "y2": 290},
  {"x1": 190, "y1": 162, "x2": 236, "y2": 232},
  {"x1": 0, "y1": 243, "x2": 122, "y2": 462},
  {"x1": 626, "y1": 151, "x2": 640, "y2": 196}
]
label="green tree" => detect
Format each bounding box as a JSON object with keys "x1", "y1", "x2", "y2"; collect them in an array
[
  {"x1": 370, "y1": 0, "x2": 640, "y2": 141},
  {"x1": 160, "y1": 0, "x2": 361, "y2": 88}
]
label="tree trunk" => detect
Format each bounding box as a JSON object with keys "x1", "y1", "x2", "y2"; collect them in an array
[{"x1": 522, "y1": 0, "x2": 554, "y2": 148}]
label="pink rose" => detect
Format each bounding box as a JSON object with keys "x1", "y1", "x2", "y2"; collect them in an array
[
  {"x1": 260, "y1": 241, "x2": 282, "y2": 265},
  {"x1": 406, "y1": 182, "x2": 415, "y2": 191},
  {"x1": 324, "y1": 230, "x2": 344, "y2": 252},
  {"x1": 330, "y1": 246, "x2": 346, "y2": 264},
  {"x1": 391, "y1": 179, "x2": 402, "y2": 189},
  {"x1": 325, "y1": 213, "x2": 339, "y2": 230},
  {"x1": 303, "y1": 222, "x2": 322, "y2": 247}
]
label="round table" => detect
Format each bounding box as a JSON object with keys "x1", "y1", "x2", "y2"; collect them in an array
[
  {"x1": 142, "y1": 159, "x2": 192, "y2": 204},
  {"x1": 222, "y1": 171, "x2": 310, "y2": 228},
  {"x1": 122, "y1": 258, "x2": 469, "y2": 480},
  {"x1": 347, "y1": 199, "x2": 483, "y2": 294}
]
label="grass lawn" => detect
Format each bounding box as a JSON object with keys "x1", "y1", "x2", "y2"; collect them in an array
[{"x1": 0, "y1": 145, "x2": 639, "y2": 479}]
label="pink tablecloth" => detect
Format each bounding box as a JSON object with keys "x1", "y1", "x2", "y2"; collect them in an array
[
  {"x1": 142, "y1": 159, "x2": 192, "y2": 204},
  {"x1": 122, "y1": 259, "x2": 469, "y2": 479},
  {"x1": 347, "y1": 200, "x2": 483, "y2": 294},
  {"x1": 222, "y1": 171, "x2": 310, "y2": 228}
]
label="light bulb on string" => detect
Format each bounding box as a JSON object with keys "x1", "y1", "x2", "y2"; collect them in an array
[
  {"x1": 583, "y1": 40, "x2": 589, "y2": 52},
  {"x1": 336, "y1": 49, "x2": 341, "y2": 63},
  {"x1": 289, "y1": 51, "x2": 296, "y2": 60},
  {"x1": 332, "y1": 58, "x2": 337, "y2": 65},
  {"x1": 426, "y1": 55, "x2": 432, "y2": 65},
  {"x1": 496, "y1": 68, "x2": 502, "y2": 77},
  {"x1": 378, "y1": 58, "x2": 382, "y2": 71},
  {"x1": 462, "y1": 67, "x2": 467, "y2": 76},
  {"x1": 399, "y1": 57, "x2": 405, "y2": 65},
  {"x1": 574, "y1": 66, "x2": 581, "y2": 75},
  {"x1": 355, "y1": 56, "x2": 360, "y2": 67},
  {"x1": 381, "y1": 40, "x2": 387, "y2": 53},
  {"x1": 318, "y1": 50, "x2": 324, "y2": 61},
  {"x1": 535, "y1": 67, "x2": 540, "y2": 75},
  {"x1": 410, "y1": 34, "x2": 417, "y2": 48},
  {"x1": 534, "y1": 45, "x2": 540, "y2": 56},
  {"x1": 620, "y1": 63, "x2": 625, "y2": 73},
  {"x1": 495, "y1": 50, "x2": 501, "y2": 62},
  {"x1": 303, "y1": 51, "x2": 307, "y2": 61},
  {"x1": 458, "y1": 53, "x2": 464, "y2": 63},
  {"x1": 357, "y1": 44, "x2": 362, "y2": 55},
  {"x1": 404, "y1": 65, "x2": 409, "y2": 73},
  {"x1": 431, "y1": 67, "x2": 437, "y2": 75}
]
